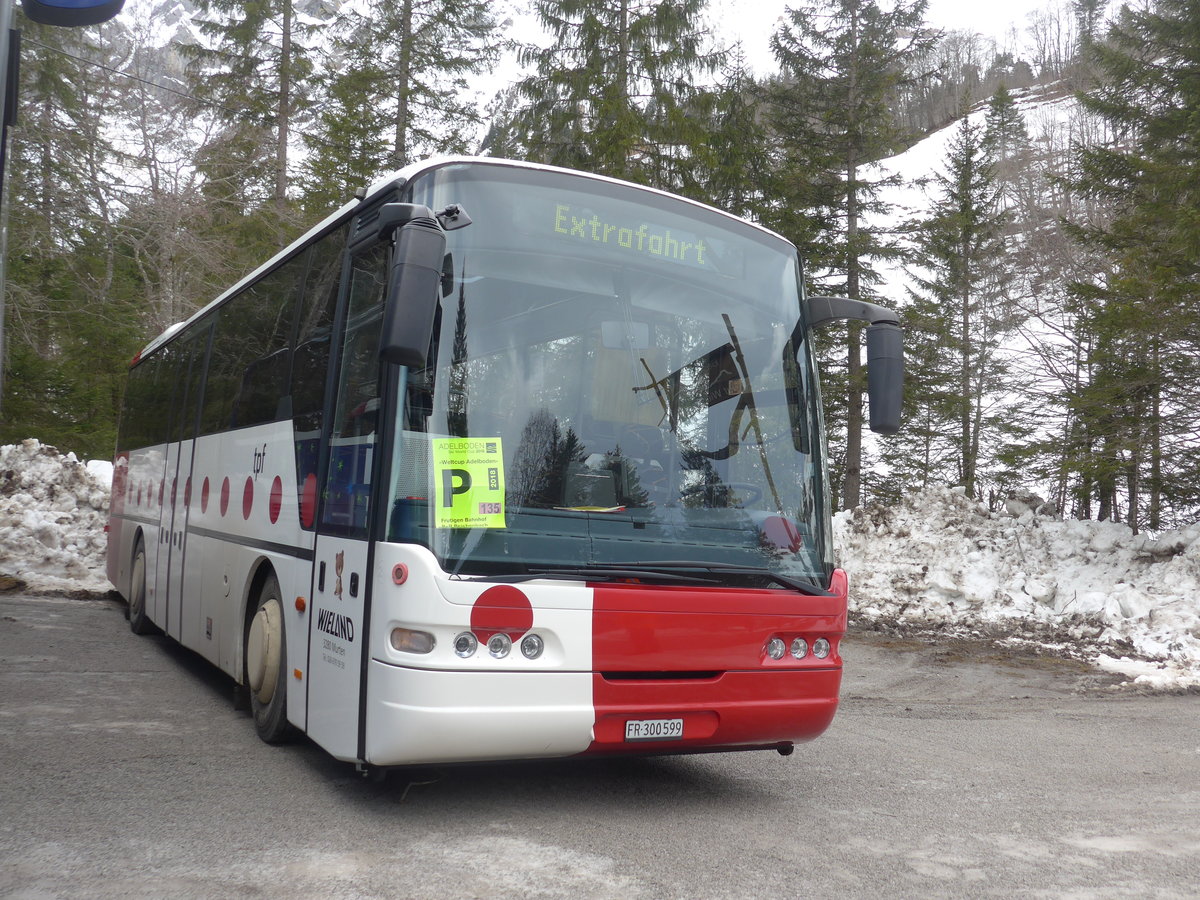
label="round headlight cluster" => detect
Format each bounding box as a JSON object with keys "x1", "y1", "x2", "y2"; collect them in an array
[
  {"x1": 453, "y1": 631, "x2": 545, "y2": 660},
  {"x1": 765, "y1": 635, "x2": 835, "y2": 663}
]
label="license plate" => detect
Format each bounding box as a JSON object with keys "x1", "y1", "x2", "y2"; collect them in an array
[{"x1": 624, "y1": 718, "x2": 684, "y2": 741}]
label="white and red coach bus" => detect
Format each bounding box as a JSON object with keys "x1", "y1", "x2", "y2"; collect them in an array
[{"x1": 107, "y1": 157, "x2": 902, "y2": 773}]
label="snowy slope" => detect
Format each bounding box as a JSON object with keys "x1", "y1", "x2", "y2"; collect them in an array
[
  {"x1": 2, "y1": 440, "x2": 1196, "y2": 690},
  {"x1": 871, "y1": 83, "x2": 1083, "y2": 301}
]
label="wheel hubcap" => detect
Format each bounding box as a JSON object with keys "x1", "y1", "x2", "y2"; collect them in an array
[{"x1": 247, "y1": 598, "x2": 281, "y2": 704}]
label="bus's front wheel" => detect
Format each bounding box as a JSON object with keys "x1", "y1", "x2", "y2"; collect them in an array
[
  {"x1": 128, "y1": 536, "x2": 155, "y2": 635},
  {"x1": 246, "y1": 572, "x2": 291, "y2": 743}
]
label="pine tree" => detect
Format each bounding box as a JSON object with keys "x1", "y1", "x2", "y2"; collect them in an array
[
  {"x1": 1065, "y1": 0, "x2": 1200, "y2": 529},
  {"x1": 182, "y1": 0, "x2": 320, "y2": 223},
  {"x1": 768, "y1": 0, "x2": 935, "y2": 509},
  {"x1": 982, "y1": 84, "x2": 1030, "y2": 204},
  {"x1": 898, "y1": 108, "x2": 1012, "y2": 498},
  {"x1": 1073, "y1": 0, "x2": 1105, "y2": 45},
  {"x1": 694, "y1": 44, "x2": 771, "y2": 217},
  {"x1": 301, "y1": 0, "x2": 499, "y2": 211},
  {"x1": 0, "y1": 16, "x2": 142, "y2": 456},
  {"x1": 497, "y1": 0, "x2": 722, "y2": 190}
]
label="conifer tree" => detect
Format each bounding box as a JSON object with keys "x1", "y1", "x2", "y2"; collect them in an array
[
  {"x1": 182, "y1": 0, "x2": 320, "y2": 221},
  {"x1": 497, "y1": 0, "x2": 722, "y2": 190},
  {"x1": 1066, "y1": 0, "x2": 1200, "y2": 529},
  {"x1": 1073, "y1": 0, "x2": 1105, "y2": 45},
  {"x1": 982, "y1": 84, "x2": 1030, "y2": 206},
  {"x1": 896, "y1": 109, "x2": 1012, "y2": 498},
  {"x1": 1, "y1": 17, "x2": 142, "y2": 456},
  {"x1": 695, "y1": 44, "x2": 771, "y2": 216},
  {"x1": 768, "y1": 0, "x2": 935, "y2": 509},
  {"x1": 301, "y1": 0, "x2": 499, "y2": 212}
]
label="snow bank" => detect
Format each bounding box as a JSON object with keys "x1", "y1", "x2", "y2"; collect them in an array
[
  {"x1": 3, "y1": 441, "x2": 1197, "y2": 690},
  {"x1": 0, "y1": 440, "x2": 112, "y2": 594},
  {"x1": 835, "y1": 486, "x2": 1200, "y2": 690}
]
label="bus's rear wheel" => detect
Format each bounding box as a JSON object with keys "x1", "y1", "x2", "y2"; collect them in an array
[
  {"x1": 128, "y1": 536, "x2": 155, "y2": 635},
  {"x1": 246, "y1": 572, "x2": 291, "y2": 743}
]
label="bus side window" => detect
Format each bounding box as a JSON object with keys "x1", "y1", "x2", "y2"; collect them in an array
[
  {"x1": 229, "y1": 255, "x2": 308, "y2": 428},
  {"x1": 199, "y1": 251, "x2": 307, "y2": 435},
  {"x1": 292, "y1": 225, "x2": 347, "y2": 529},
  {"x1": 322, "y1": 244, "x2": 389, "y2": 534}
]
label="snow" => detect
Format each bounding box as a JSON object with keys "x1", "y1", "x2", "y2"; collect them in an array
[
  {"x1": 835, "y1": 486, "x2": 1200, "y2": 691},
  {"x1": 869, "y1": 84, "x2": 1082, "y2": 301},
  {"x1": 1, "y1": 440, "x2": 113, "y2": 594},
  {"x1": 2, "y1": 439, "x2": 1196, "y2": 691}
]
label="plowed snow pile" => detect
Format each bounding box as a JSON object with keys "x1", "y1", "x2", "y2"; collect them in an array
[
  {"x1": 2, "y1": 441, "x2": 1197, "y2": 689},
  {"x1": 835, "y1": 487, "x2": 1200, "y2": 690},
  {"x1": 0, "y1": 440, "x2": 113, "y2": 594}
]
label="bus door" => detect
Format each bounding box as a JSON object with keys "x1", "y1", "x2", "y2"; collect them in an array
[
  {"x1": 161, "y1": 326, "x2": 210, "y2": 643},
  {"x1": 307, "y1": 242, "x2": 390, "y2": 761}
]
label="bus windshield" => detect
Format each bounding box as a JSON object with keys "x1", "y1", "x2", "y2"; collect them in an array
[{"x1": 390, "y1": 162, "x2": 831, "y2": 585}]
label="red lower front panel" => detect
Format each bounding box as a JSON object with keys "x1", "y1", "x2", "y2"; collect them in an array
[
  {"x1": 585, "y1": 668, "x2": 841, "y2": 755},
  {"x1": 583, "y1": 572, "x2": 848, "y2": 755}
]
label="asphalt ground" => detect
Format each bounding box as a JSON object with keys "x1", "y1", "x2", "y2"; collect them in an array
[{"x1": 2, "y1": 592, "x2": 1198, "y2": 899}]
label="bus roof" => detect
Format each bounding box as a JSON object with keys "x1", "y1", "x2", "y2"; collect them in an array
[{"x1": 133, "y1": 157, "x2": 795, "y2": 364}]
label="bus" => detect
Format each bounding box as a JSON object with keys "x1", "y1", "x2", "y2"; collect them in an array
[{"x1": 106, "y1": 157, "x2": 902, "y2": 773}]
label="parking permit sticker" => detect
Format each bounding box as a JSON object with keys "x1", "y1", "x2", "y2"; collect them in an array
[{"x1": 432, "y1": 438, "x2": 505, "y2": 528}]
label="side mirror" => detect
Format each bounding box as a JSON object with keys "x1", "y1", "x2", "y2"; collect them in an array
[
  {"x1": 379, "y1": 215, "x2": 447, "y2": 369},
  {"x1": 806, "y1": 294, "x2": 905, "y2": 435},
  {"x1": 865, "y1": 322, "x2": 903, "y2": 435}
]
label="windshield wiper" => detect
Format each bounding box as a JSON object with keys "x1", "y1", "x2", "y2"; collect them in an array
[
  {"x1": 622, "y1": 561, "x2": 834, "y2": 596},
  {"x1": 470, "y1": 566, "x2": 718, "y2": 585},
  {"x1": 469, "y1": 563, "x2": 830, "y2": 594}
]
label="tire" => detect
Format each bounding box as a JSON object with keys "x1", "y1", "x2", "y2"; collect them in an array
[
  {"x1": 246, "y1": 572, "x2": 291, "y2": 743},
  {"x1": 128, "y1": 537, "x2": 155, "y2": 635}
]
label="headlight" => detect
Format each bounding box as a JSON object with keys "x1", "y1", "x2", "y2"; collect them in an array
[
  {"x1": 766, "y1": 637, "x2": 786, "y2": 660},
  {"x1": 790, "y1": 637, "x2": 808, "y2": 659},
  {"x1": 488, "y1": 633, "x2": 512, "y2": 658},
  {"x1": 453, "y1": 632, "x2": 478, "y2": 658},
  {"x1": 813, "y1": 638, "x2": 831, "y2": 659},
  {"x1": 520, "y1": 633, "x2": 544, "y2": 659}
]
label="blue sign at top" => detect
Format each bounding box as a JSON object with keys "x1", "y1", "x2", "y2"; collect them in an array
[{"x1": 22, "y1": 0, "x2": 124, "y2": 27}]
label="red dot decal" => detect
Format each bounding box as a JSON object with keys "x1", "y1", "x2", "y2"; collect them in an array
[
  {"x1": 184, "y1": 477, "x2": 192, "y2": 509},
  {"x1": 470, "y1": 585, "x2": 534, "y2": 642},
  {"x1": 158, "y1": 480, "x2": 164, "y2": 507},
  {"x1": 300, "y1": 473, "x2": 317, "y2": 529},
  {"x1": 137, "y1": 486, "x2": 142, "y2": 506},
  {"x1": 220, "y1": 477, "x2": 230, "y2": 517},
  {"x1": 201, "y1": 477, "x2": 210, "y2": 513},
  {"x1": 243, "y1": 477, "x2": 254, "y2": 520},
  {"x1": 269, "y1": 476, "x2": 283, "y2": 524}
]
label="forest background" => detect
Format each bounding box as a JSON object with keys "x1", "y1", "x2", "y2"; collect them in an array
[{"x1": 0, "y1": 0, "x2": 1196, "y2": 533}]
